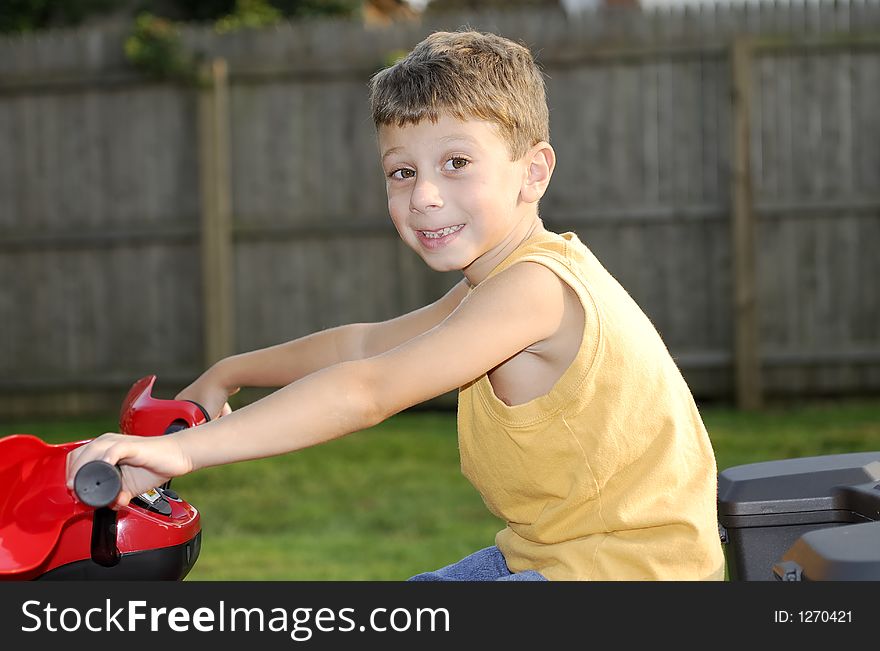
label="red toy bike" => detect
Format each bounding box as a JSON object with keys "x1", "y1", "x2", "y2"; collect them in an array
[{"x1": 0, "y1": 376, "x2": 206, "y2": 580}]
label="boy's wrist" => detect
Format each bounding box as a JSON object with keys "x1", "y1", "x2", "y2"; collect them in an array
[{"x1": 205, "y1": 356, "x2": 241, "y2": 395}]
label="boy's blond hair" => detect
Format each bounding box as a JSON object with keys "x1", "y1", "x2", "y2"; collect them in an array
[{"x1": 369, "y1": 30, "x2": 549, "y2": 160}]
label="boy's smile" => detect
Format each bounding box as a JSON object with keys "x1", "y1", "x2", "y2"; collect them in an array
[{"x1": 378, "y1": 114, "x2": 554, "y2": 284}]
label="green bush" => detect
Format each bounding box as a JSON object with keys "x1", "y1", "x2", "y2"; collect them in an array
[{"x1": 124, "y1": 12, "x2": 196, "y2": 82}]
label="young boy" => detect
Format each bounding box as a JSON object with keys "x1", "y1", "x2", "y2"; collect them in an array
[{"x1": 67, "y1": 30, "x2": 725, "y2": 581}]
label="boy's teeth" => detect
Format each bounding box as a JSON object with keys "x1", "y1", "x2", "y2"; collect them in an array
[{"x1": 420, "y1": 224, "x2": 463, "y2": 239}]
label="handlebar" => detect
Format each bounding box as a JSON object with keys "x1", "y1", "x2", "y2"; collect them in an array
[
  {"x1": 73, "y1": 403, "x2": 209, "y2": 508},
  {"x1": 73, "y1": 460, "x2": 122, "y2": 508}
]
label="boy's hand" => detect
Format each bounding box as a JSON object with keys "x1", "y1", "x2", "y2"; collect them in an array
[
  {"x1": 175, "y1": 369, "x2": 240, "y2": 420},
  {"x1": 65, "y1": 433, "x2": 193, "y2": 509}
]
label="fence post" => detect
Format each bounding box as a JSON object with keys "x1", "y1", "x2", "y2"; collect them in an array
[
  {"x1": 729, "y1": 38, "x2": 763, "y2": 410},
  {"x1": 198, "y1": 58, "x2": 235, "y2": 368}
]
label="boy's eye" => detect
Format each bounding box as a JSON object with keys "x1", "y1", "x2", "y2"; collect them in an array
[
  {"x1": 443, "y1": 157, "x2": 469, "y2": 171},
  {"x1": 389, "y1": 168, "x2": 415, "y2": 180}
]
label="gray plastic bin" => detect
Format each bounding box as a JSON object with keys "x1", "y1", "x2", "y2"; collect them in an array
[{"x1": 717, "y1": 451, "x2": 880, "y2": 581}]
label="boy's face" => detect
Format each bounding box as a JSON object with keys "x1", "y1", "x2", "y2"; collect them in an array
[{"x1": 378, "y1": 114, "x2": 539, "y2": 276}]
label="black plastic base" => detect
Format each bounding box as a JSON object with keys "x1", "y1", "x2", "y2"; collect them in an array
[
  {"x1": 35, "y1": 532, "x2": 201, "y2": 581},
  {"x1": 724, "y1": 521, "x2": 853, "y2": 581},
  {"x1": 775, "y1": 521, "x2": 880, "y2": 581}
]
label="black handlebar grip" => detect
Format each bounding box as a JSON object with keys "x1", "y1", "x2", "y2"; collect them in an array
[
  {"x1": 74, "y1": 460, "x2": 122, "y2": 508},
  {"x1": 163, "y1": 402, "x2": 211, "y2": 436},
  {"x1": 163, "y1": 421, "x2": 188, "y2": 435}
]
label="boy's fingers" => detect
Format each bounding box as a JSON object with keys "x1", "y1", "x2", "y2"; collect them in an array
[
  {"x1": 101, "y1": 441, "x2": 134, "y2": 469},
  {"x1": 112, "y1": 490, "x2": 133, "y2": 510},
  {"x1": 66, "y1": 446, "x2": 91, "y2": 489},
  {"x1": 65, "y1": 434, "x2": 119, "y2": 488}
]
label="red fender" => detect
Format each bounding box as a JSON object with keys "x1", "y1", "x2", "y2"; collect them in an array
[{"x1": 119, "y1": 375, "x2": 208, "y2": 436}]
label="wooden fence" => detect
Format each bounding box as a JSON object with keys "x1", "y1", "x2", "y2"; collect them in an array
[{"x1": 1, "y1": 1, "x2": 879, "y2": 417}]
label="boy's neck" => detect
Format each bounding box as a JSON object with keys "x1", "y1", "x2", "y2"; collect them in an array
[{"x1": 463, "y1": 215, "x2": 546, "y2": 288}]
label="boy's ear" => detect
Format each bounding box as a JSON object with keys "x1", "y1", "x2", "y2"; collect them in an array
[{"x1": 520, "y1": 142, "x2": 556, "y2": 204}]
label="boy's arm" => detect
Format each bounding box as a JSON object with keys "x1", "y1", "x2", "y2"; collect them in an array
[
  {"x1": 360, "y1": 278, "x2": 472, "y2": 358},
  {"x1": 66, "y1": 263, "x2": 566, "y2": 500},
  {"x1": 181, "y1": 262, "x2": 565, "y2": 468},
  {"x1": 203, "y1": 279, "x2": 471, "y2": 392}
]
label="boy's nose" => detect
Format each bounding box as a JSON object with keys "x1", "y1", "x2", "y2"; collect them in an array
[{"x1": 409, "y1": 177, "x2": 443, "y2": 213}]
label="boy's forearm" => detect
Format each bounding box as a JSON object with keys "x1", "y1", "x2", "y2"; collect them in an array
[
  {"x1": 209, "y1": 323, "x2": 370, "y2": 391},
  {"x1": 175, "y1": 359, "x2": 385, "y2": 471}
]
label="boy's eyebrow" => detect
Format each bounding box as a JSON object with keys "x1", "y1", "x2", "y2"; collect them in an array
[
  {"x1": 381, "y1": 146, "x2": 403, "y2": 162},
  {"x1": 440, "y1": 133, "x2": 480, "y2": 146},
  {"x1": 381, "y1": 134, "x2": 482, "y2": 162}
]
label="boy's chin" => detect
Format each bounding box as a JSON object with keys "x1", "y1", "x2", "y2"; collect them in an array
[{"x1": 417, "y1": 253, "x2": 467, "y2": 273}]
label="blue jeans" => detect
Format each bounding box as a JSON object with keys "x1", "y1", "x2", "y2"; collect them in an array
[{"x1": 407, "y1": 546, "x2": 548, "y2": 581}]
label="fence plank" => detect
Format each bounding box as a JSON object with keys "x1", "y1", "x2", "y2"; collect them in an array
[
  {"x1": 730, "y1": 37, "x2": 764, "y2": 409},
  {"x1": 198, "y1": 59, "x2": 235, "y2": 367}
]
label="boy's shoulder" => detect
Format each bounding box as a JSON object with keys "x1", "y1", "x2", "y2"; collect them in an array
[{"x1": 486, "y1": 228, "x2": 589, "y2": 286}]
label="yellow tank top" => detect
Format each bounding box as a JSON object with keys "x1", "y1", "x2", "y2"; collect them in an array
[{"x1": 457, "y1": 230, "x2": 725, "y2": 580}]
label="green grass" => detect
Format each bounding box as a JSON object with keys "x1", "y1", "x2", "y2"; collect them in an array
[
  {"x1": 2, "y1": 398, "x2": 878, "y2": 580},
  {"x1": 702, "y1": 398, "x2": 880, "y2": 468}
]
